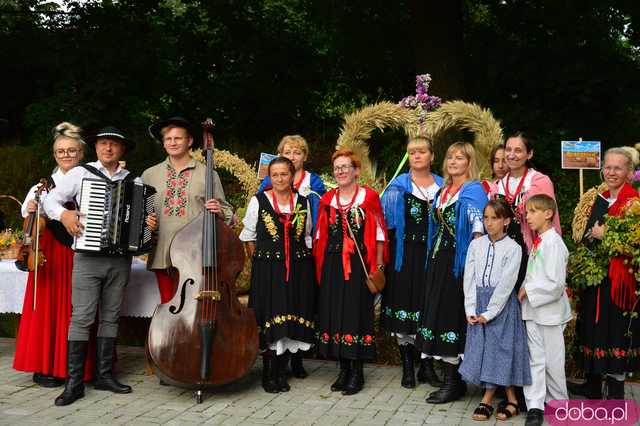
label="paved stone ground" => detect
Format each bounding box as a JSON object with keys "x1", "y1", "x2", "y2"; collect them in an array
[{"x1": 1, "y1": 338, "x2": 639, "y2": 425}]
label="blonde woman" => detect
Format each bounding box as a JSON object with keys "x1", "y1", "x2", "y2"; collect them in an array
[
  {"x1": 415, "y1": 142, "x2": 487, "y2": 404},
  {"x1": 380, "y1": 136, "x2": 443, "y2": 388},
  {"x1": 13, "y1": 122, "x2": 97, "y2": 386}
]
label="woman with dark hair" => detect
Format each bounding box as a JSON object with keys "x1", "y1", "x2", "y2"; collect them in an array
[
  {"x1": 481, "y1": 144, "x2": 508, "y2": 193},
  {"x1": 381, "y1": 136, "x2": 443, "y2": 389},
  {"x1": 490, "y1": 132, "x2": 560, "y2": 257},
  {"x1": 314, "y1": 149, "x2": 388, "y2": 396},
  {"x1": 240, "y1": 157, "x2": 316, "y2": 393}
]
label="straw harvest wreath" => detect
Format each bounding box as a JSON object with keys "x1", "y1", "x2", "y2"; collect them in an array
[{"x1": 336, "y1": 74, "x2": 504, "y2": 186}]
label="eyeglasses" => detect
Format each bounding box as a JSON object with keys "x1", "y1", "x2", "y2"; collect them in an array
[
  {"x1": 603, "y1": 166, "x2": 628, "y2": 174},
  {"x1": 54, "y1": 148, "x2": 81, "y2": 158},
  {"x1": 333, "y1": 165, "x2": 353, "y2": 174}
]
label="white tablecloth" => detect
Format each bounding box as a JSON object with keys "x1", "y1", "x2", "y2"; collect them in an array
[{"x1": 0, "y1": 258, "x2": 161, "y2": 317}]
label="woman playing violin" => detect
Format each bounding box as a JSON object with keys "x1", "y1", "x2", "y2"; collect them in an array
[{"x1": 13, "y1": 122, "x2": 97, "y2": 387}]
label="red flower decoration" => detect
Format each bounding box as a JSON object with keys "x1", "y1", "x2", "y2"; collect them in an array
[
  {"x1": 363, "y1": 335, "x2": 373, "y2": 345},
  {"x1": 333, "y1": 333, "x2": 340, "y2": 343},
  {"x1": 343, "y1": 334, "x2": 353, "y2": 344},
  {"x1": 321, "y1": 333, "x2": 329, "y2": 343}
]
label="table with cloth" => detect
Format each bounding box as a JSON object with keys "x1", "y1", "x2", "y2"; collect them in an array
[{"x1": 0, "y1": 258, "x2": 160, "y2": 317}]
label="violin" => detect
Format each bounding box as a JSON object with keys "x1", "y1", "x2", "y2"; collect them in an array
[
  {"x1": 146, "y1": 118, "x2": 259, "y2": 403},
  {"x1": 15, "y1": 178, "x2": 48, "y2": 310}
]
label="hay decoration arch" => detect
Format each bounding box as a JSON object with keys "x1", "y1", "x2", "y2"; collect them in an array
[
  {"x1": 423, "y1": 101, "x2": 504, "y2": 178},
  {"x1": 336, "y1": 101, "x2": 418, "y2": 187},
  {"x1": 191, "y1": 148, "x2": 259, "y2": 198},
  {"x1": 336, "y1": 100, "x2": 504, "y2": 186}
]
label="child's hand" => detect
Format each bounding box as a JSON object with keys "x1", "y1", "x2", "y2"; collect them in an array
[
  {"x1": 518, "y1": 287, "x2": 527, "y2": 303},
  {"x1": 467, "y1": 315, "x2": 478, "y2": 325},
  {"x1": 477, "y1": 315, "x2": 488, "y2": 324}
]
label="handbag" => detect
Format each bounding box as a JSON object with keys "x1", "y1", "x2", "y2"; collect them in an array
[{"x1": 344, "y1": 213, "x2": 385, "y2": 294}]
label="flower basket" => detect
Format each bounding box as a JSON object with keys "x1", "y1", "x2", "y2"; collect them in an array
[{"x1": 0, "y1": 244, "x2": 20, "y2": 260}]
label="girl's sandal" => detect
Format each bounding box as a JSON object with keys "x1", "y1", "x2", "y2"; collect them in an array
[
  {"x1": 496, "y1": 401, "x2": 520, "y2": 420},
  {"x1": 472, "y1": 403, "x2": 494, "y2": 421}
]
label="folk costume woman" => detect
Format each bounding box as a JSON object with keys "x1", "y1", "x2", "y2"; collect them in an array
[
  {"x1": 380, "y1": 136, "x2": 443, "y2": 389},
  {"x1": 13, "y1": 122, "x2": 97, "y2": 386},
  {"x1": 258, "y1": 135, "x2": 326, "y2": 233},
  {"x1": 481, "y1": 144, "x2": 507, "y2": 193},
  {"x1": 415, "y1": 142, "x2": 487, "y2": 404},
  {"x1": 489, "y1": 132, "x2": 561, "y2": 289},
  {"x1": 142, "y1": 117, "x2": 233, "y2": 304},
  {"x1": 314, "y1": 149, "x2": 388, "y2": 396},
  {"x1": 569, "y1": 148, "x2": 640, "y2": 400},
  {"x1": 258, "y1": 135, "x2": 325, "y2": 378},
  {"x1": 240, "y1": 157, "x2": 316, "y2": 393}
]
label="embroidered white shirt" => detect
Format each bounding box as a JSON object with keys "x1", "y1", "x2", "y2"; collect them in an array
[{"x1": 463, "y1": 234, "x2": 522, "y2": 321}]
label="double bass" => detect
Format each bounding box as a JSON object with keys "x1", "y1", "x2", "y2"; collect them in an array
[{"x1": 146, "y1": 119, "x2": 259, "y2": 403}]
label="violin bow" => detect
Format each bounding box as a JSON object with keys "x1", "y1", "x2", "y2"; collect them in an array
[{"x1": 32, "y1": 178, "x2": 48, "y2": 310}]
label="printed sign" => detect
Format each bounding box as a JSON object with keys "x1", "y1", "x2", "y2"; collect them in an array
[
  {"x1": 561, "y1": 141, "x2": 601, "y2": 169},
  {"x1": 258, "y1": 152, "x2": 278, "y2": 181}
]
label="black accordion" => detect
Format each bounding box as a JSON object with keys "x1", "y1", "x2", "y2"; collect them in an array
[{"x1": 74, "y1": 177, "x2": 157, "y2": 256}]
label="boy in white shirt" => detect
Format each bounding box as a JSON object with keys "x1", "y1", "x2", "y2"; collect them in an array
[{"x1": 517, "y1": 194, "x2": 571, "y2": 426}]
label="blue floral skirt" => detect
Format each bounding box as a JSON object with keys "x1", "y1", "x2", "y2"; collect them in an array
[{"x1": 459, "y1": 287, "x2": 531, "y2": 388}]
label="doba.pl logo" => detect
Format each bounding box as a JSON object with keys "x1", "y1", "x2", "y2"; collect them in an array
[{"x1": 545, "y1": 400, "x2": 640, "y2": 425}]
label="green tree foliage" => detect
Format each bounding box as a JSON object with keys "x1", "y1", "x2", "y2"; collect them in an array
[{"x1": 0, "y1": 0, "x2": 638, "y2": 220}]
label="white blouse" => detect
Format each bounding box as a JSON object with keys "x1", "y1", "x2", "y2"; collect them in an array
[
  {"x1": 411, "y1": 181, "x2": 440, "y2": 202},
  {"x1": 239, "y1": 193, "x2": 313, "y2": 249},
  {"x1": 21, "y1": 169, "x2": 66, "y2": 218},
  {"x1": 463, "y1": 235, "x2": 522, "y2": 321}
]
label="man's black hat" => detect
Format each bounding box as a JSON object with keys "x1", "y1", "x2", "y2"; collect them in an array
[
  {"x1": 148, "y1": 116, "x2": 202, "y2": 148},
  {"x1": 85, "y1": 126, "x2": 135, "y2": 152}
]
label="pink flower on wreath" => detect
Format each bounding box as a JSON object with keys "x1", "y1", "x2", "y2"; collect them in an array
[
  {"x1": 321, "y1": 333, "x2": 329, "y2": 343},
  {"x1": 333, "y1": 333, "x2": 340, "y2": 343},
  {"x1": 363, "y1": 335, "x2": 373, "y2": 345},
  {"x1": 166, "y1": 170, "x2": 172, "y2": 177},
  {"x1": 183, "y1": 170, "x2": 190, "y2": 178},
  {"x1": 163, "y1": 207, "x2": 170, "y2": 215},
  {"x1": 595, "y1": 348, "x2": 606, "y2": 358},
  {"x1": 180, "y1": 190, "x2": 186, "y2": 197},
  {"x1": 178, "y1": 208, "x2": 185, "y2": 216},
  {"x1": 166, "y1": 189, "x2": 172, "y2": 196},
  {"x1": 343, "y1": 334, "x2": 353, "y2": 344}
]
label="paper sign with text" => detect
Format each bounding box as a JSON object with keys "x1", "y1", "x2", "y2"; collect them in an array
[{"x1": 561, "y1": 140, "x2": 601, "y2": 169}]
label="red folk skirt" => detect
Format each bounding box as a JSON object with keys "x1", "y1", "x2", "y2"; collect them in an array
[{"x1": 12, "y1": 227, "x2": 96, "y2": 380}]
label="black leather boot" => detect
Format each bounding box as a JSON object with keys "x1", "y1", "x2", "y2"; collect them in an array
[
  {"x1": 276, "y1": 354, "x2": 291, "y2": 392},
  {"x1": 261, "y1": 352, "x2": 279, "y2": 393},
  {"x1": 33, "y1": 372, "x2": 64, "y2": 388},
  {"x1": 426, "y1": 362, "x2": 464, "y2": 404},
  {"x1": 399, "y1": 344, "x2": 416, "y2": 388},
  {"x1": 94, "y1": 337, "x2": 132, "y2": 394},
  {"x1": 290, "y1": 351, "x2": 308, "y2": 378},
  {"x1": 605, "y1": 376, "x2": 625, "y2": 399},
  {"x1": 331, "y1": 359, "x2": 351, "y2": 391},
  {"x1": 54, "y1": 340, "x2": 88, "y2": 406},
  {"x1": 417, "y1": 357, "x2": 443, "y2": 387},
  {"x1": 342, "y1": 360, "x2": 364, "y2": 395},
  {"x1": 568, "y1": 374, "x2": 603, "y2": 399}
]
